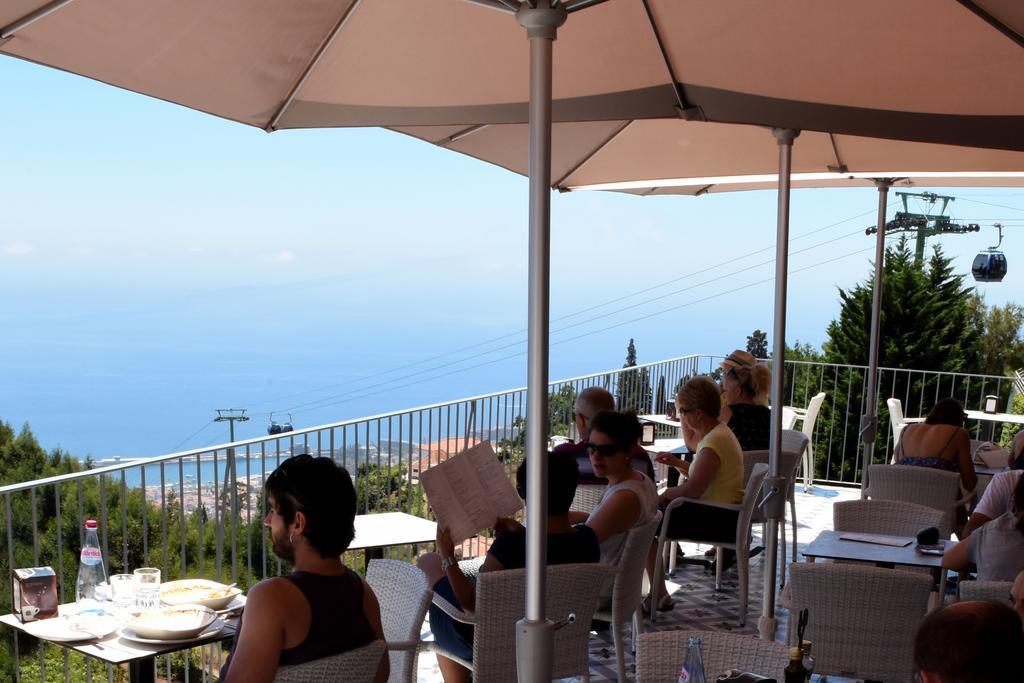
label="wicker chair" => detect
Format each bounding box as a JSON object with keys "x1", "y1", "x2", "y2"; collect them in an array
[
  {"x1": 651, "y1": 463, "x2": 769, "y2": 625},
  {"x1": 431, "y1": 563, "x2": 615, "y2": 683},
  {"x1": 960, "y1": 579, "x2": 1014, "y2": 605},
  {"x1": 787, "y1": 562, "x2": 933, "y2": 682},
  {"x1": 743, "y1": 429, "x2": 809, "y2": 587},
  {"x1": 366, "y1": 559, "x2": 431, "y2": 683},
  {"x1": 864, "y1": 463, "x2": 971, "y2": 538},
  {"x1": 592, "y1": 515, "x2": 661, "y2": 682},
  {"x1": 833, "y1": 499, "x2": 946, "y2": 537},
  {"x1": 635, "y1": 629, "x2": 789, "y2": 683},
  {"x1": 273, "y1": 639, "x2": 386, "y2": 682},
  {"x1": 570, "y1": 483, "x2": 607, "y2": 514}
]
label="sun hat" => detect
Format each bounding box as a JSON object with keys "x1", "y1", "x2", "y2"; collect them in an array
[{"x1": 720, "y1": 349, "x2": 758, "y2": 370}]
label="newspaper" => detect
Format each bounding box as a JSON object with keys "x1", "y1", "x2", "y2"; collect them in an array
[{"x1": 419, "y1": 441, "x2": 524, "y2": 543}]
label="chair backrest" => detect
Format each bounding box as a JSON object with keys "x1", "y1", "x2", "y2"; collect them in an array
[
  {"x1": 471, "y1": 563, "x2": 615, "y2": 683},
  {"x1": 742, "y1": 430, "x2": 806, "y2": 490},
  {"x1": 787, "y1": 563, "x2": 932, "y2": 682},
  {"x1": 601, "y1": 515, "x2": 661, "y2": 623},
  {"x1": 570, "y1": 483, "x2": 607, "y2": 514},
  {"x1": 273, "y1": 639, "x2": 386, "y2": 683},
  {"x1": 366, "y1": 559, "x2": 431, "y2": 683},
  {"x1": 635, "y1": 629, "x2": 789, "y2": 682},
  {"x1": 737, "y1": 463, "x2": 769, "y2": 535},
  {"x1": 865, "y1": 464, "x2": 961, "y2": 537},
  {"x1": 802, "y1": 392, "x2": 826, "y2": 440},
  {"x1": 833, "y1": 499, "x2": 946, "y2": 537},
  {"x1": 887, "y1": 398, "x2": 906, "y2": 457},
  {"x1": 959, "y1": 579, "x2": 1014, "y2": 605}
]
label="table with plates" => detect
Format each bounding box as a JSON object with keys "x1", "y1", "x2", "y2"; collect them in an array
[{"x1": 0, "y1": 603, "x2": 239, "y2": 683}]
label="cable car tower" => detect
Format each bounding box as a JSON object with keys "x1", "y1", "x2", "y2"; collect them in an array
[{"x1": 866, "y1": 191, "x2": 980, "y2": 264}]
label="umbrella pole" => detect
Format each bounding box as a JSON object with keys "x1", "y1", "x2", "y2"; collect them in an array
[
  {"x1": 860, "y1": 179, "x2": 893, "y2": 496},
  {"x1": 515, "y1": 4, "x2": 566, "y2": 682},
  {"x1": 759, "y1": 127, "x2": 799, "y2": 641}
]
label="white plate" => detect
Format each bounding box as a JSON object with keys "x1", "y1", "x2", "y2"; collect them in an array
[
  {"x1": 118, "y1": 618, "x2": 225, "y2": 645},
  {"x1": 125, "y1": 604, "x2": 217, "y2": 640},
  {"x1": 23, "y1": 615, "x2": 120, "y2": 643},
  {"x1": 218, "y1": 595, "x2": 246, "y2": 614},
  {"x1": 160, "y1": 579, "x2": 242, "y2": 610}
]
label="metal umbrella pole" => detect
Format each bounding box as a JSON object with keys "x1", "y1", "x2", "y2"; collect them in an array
[
  {"x1": 759, "y1": 127, "x2": 799, "y2": 641},
  {"x1": 859, "y1": 179, "x2": 895, "y2": 495}
]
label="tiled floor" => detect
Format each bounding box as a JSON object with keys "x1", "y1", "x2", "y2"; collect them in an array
[{"x1": 415, "y1": 484, "x2": 862, "y2": 682}]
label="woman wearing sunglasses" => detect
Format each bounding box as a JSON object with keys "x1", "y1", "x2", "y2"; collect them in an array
[
  {"x1": 576, "y1": 410, "x2": 660, "y2": 602},
  {"x1": 646, "y1": 376, "x2": 745, "y2": 611}
]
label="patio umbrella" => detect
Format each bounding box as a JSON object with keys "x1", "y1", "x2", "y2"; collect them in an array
[{"x1": 4, "y1": 0, "x2": 1024, "y2": 673}]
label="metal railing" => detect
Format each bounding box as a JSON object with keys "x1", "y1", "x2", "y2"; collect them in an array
[{"x1": 0, "y1": 352, "x2": 1013, "y2": 681}]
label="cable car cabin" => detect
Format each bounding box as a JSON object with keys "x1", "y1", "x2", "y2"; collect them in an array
[
  {"x1": 267, "y1": 421, "x2": 294, "y2": 435},
  {"x1": 972, "y1": 251, "x2": 1008, "y2": 282}
]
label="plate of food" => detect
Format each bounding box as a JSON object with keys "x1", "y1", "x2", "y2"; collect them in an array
[
  {"x1": 125, "y1": 604, "x2": 217, "y2": 641},
  {"x1": 160, "y1": 579, "x2": 241, "y2": 610},
  {"x1": 119, "y1": 617, "x2": 225, "y2": 645},
  {"x1": 23, "y1": 614, "x2": 120, "y2": 642}
]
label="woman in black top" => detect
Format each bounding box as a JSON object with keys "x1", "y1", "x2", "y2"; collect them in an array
[
  {"x1": 719, "y1": 349, "x2": 772, "y2": 451},
  {"x1": 417, "y1": 452, "x2": 600, "y2": 683}
]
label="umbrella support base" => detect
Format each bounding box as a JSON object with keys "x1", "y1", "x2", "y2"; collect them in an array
[
  {"x1": 516, "y1": 617, "x2": 555, "y2": 682},
  {"x1": 757, "y1": 614, "x2": 778, "y2": 641}
]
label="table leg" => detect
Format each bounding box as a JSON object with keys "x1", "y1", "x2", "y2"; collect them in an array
[{"x1": 129, "y1": 656, "x2": 155, "y2": 683}]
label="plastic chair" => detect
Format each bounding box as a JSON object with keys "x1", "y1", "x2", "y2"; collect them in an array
[
  {"x1": 887, "y1": 397, "x2": 906, "y2": 461},
  {"x1": 787, "y1": 563, "x2": 932, "y2": 682},
  {"x1": 651, "y1": 463, "x2": 769, "y2": 625},
  {"x1": 797, "y1": 392, "x2": 826, "y2": 491},
  {"x1": 366, "y1": 560, "x2": 431, "y2": 683},
  {"x1": 430, "y1": 563, "x2": 615, "y2": 683},
  {"x1": 635, "y1": 629, "x2": 789, "y2": 683},
  {"x1": 743, "y1": 429, "x2": 808, "y2": 587},
  {"x1": 864, "y1": 464, "x2": 971, "y2": 539},
  {"x1": 959, "y1": 579, "x2": 1014, "y2": 605},
  {"x1": 592, "y1": 515, "x2": 661, "y2": 682},
  {"x1": 273, "y1": 639, "x2": 386, "y2": 682}
]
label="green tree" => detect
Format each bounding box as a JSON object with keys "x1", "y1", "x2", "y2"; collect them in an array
[
  {"x1": 615, "y1": 338, "x2": 652, "y2": 413},
  {"x1": 970, "y1": 294, "x2": 1024, "y2": 377},
  {"x1": 746, "y1": 330, "x2": 769, "y2": 358}
]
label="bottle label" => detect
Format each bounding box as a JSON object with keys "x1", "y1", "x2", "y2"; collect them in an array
[{"x1": 80, "y1": 547, "x2": 102, "y2": 565}]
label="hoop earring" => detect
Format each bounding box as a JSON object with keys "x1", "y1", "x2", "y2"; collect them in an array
[{"x1": 289, "y1": 532, "x2": 294, "y2": 544}]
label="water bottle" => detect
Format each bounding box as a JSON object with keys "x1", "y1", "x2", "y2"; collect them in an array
[
  {"x1": 76, "y1": 520, "x2": 107, "y2": 614},
  {"x1": 678, "y1": 635, "x2": 706, "y2": 683}
]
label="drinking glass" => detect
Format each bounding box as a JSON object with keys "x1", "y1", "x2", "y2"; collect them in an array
[
  {"x1": 109, "y1": 574, "x2": 136, "y2": 619},
  {"x1": 134, "y1": 567, "x2": 161, "y2": 611}
]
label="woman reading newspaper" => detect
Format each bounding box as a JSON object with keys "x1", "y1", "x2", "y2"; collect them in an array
[{"x1": 417, "y1": 452, "x2": 599, "y2": 683}]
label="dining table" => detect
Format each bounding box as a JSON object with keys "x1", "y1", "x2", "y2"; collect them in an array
[
  {"x1": 0, "y1": 604, "x2": 238, "y2": 682},
  {"x1": 351, "y1": 511, "x2": 437, "y2": 568}
]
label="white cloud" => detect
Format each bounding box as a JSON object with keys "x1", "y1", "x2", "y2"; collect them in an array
[
  {"x1": 1, "y1": 242, "x2": 34, "y2": 256},
  {"x1": 268, "y1": 250, "x2": 297, "y2": 263}
]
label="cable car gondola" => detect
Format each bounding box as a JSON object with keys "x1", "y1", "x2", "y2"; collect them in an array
[
  {"x1": 267, "y1": 412, "x2": 294, "y2": 435},
  {"x1": 972, "y1": 223, "x2": 1008, "y2": 283}
]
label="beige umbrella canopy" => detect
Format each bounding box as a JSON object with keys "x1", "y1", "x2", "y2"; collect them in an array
[{"x1": 1, "y1": 0, "x2": 1022, "y2": 146}]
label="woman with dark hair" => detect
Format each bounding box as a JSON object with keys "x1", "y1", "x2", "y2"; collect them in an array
[
  {"x1": 895, "y1": 397, "x2": 976, "y2": 494},
  {"x1": 418, "y1": 452, "x2": 599, "y2": 683},
  {"x1": 222, "y1": 455, "x2": 387, "y2": 683},
  {"x1": 944, "y1": 474, "x2": 1024, "y2": 581}
]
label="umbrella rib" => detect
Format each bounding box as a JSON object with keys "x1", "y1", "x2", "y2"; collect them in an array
[
  {"x1": 553, "y1": 120, "x2": 632, "y2": 190},
  {"x1": 465, "y1": 0, "x2": 521, "y2": 12},
  {"x1": 441, "y1": 124, "x2": 491, "y2": 145},
  {"x1": 640, "y1": 0, "x2": 703, "y2": 121},
  {"x1": 265, "y1": 0, "x2": 365, "y2": 132},
  {"x1": 0, "y1": 0, "x2": 77, "y2": 39},
  {"x1": 827, "y1": 133, "x2": 849, "y2": 174},
  {"x1": 955, "y1": 0, "x2": 1024, "y2": 49}
]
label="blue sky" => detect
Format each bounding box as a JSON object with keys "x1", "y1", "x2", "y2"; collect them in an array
[{"x1": 2, "y1": 56, "x2": 1023, "y2": 458}]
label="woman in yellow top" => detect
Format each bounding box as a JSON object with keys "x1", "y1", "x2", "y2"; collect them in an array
[{"x1": 646, "y1": 376, "x2": 744, "y2": 611}]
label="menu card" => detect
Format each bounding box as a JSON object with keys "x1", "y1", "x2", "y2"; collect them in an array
[{"x1": 420, "y1": 441, "x2": 523, "y2": 543}]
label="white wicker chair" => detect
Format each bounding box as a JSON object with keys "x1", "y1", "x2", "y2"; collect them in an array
[
  {"x1": 635, "y1": 629, "x2": 789, "y2": 683},
  {"x1": 787, "y1": 562, "x2": 933, "y2": 683},
  {"x1": 960, "y1": 579, "x2": 1014, "y2": 605},
  {"x1": 651, "y1": 463, "x2": 769, "y2": 625},
  {"x1": 592, "y1": 515, "x2": 661, "y2": 682},
  {"x1": 570, "y1": 483, "x2": 607, "y2": 514},
  {"x1": 743, "y1": 429, "x2": 809, "y2": 587},
  {"x1": 888, "y1": 397, "x2": 906, "y2": 461},
  {"x1": 273, "y1": 639, "x2": 386, "y2": 682},
  {"x1": 833, "y1": 499, "x2": 946, "y2": 537},
  {"x1": 431, "y1": 563, "x2": 615, "y2": 683},
  {"x1": 864, "y1": 463, "x2": 971, "y2": 538},
  {"x1": 366, "y1": 559, "x2": 431, "y2": 683}
]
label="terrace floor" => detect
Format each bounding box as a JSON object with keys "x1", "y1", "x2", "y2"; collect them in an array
[{"x1": 414, "y1": 483, "x2": 863, "y2": 682}]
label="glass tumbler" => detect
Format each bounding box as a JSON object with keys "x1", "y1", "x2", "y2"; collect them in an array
[
  {"x1": 109, "y1": 574, "x2": 136, "y2": 619},
  {"x1": 134, "y1": 567, "x2": 161, "y2": 611}
]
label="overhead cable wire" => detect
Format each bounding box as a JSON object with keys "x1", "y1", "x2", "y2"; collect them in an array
[{"x1": 168, "y1": 420, "x2": 216, "y2": 453}]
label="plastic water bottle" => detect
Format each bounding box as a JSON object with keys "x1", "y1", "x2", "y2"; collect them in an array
[
  {"x1": 678, "y1": 635, "x2": 706, "y2": 683},
  {"x1": 76, "y1": 520, "x2": 107, "y2": 614}
]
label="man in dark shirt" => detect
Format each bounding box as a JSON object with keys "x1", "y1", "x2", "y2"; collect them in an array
[{"x1": 552, "y1": 386, "x2": 655, "y2": 484}]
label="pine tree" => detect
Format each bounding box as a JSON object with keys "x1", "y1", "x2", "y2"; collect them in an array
[
  {"x1": 746, "y1": 330, "x2": 769, "y2": 358},
  {"x1": 615, "y1": 338, "x2": 652, "y2": 413}
]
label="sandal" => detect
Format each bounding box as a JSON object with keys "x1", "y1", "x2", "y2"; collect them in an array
[{"x1": 642, "y1": 593, "x2": 675, "y2": 614}]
